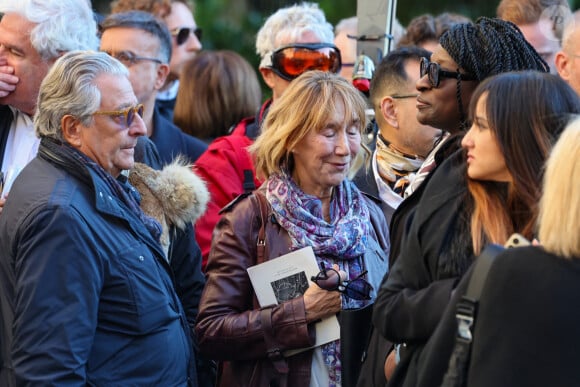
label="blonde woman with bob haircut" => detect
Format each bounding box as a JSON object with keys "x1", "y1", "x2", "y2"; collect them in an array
[
  {"x1": 196, "y1": 71, "x2": 390, "y2": 386},
  {"x1": 252, "y1": 70, "x2": 369, "y2": 182}
]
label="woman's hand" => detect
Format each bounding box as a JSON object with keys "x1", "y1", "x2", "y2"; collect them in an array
[{"x1": 303, "y1": 283, "x2": 341, "y2": 323}]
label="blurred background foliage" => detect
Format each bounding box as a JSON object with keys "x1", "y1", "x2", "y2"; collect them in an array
[{"x1": 93, "y1": 0, "x2": 577, "y2": 96}]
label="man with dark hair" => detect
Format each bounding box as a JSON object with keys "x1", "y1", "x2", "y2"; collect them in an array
[
  {"x1": 111, "y1": 0, "x2": 202, "y2": 121},
  {"x1": 353, "y1": 46, "x2": 441, "y2": 223},
  {"x1": 100, "y1": 10, "x2": 207, "y2": 165}
]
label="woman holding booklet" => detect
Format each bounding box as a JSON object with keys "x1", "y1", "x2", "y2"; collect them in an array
[{"x1": 195, "y1": 71, "x2": 390, "y2": 387}]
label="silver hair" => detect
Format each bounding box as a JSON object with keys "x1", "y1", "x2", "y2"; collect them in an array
[
  {"x1": 256, "y1": 2, "x2": 334, "y2": 68},
  {"x1": 0, "y1": 0, "x2": 99, "y2": 61},
  {"x1": 34, "y1": 51, "x2": 129, "y2": 141}
]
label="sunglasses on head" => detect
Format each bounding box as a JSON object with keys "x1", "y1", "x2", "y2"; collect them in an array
[
  {"x1": 420, "y1": 57, "x2": 477, "y2": 88},
  {"x1": 171, "y1": 27, "x2": 202, "y2": 46},
  {"x1": 270, "y1": 43, "x2": 341, "y2": 81},
  {"x1": 310, "y1": 262, "x2": 372, "y2": 300},
  {"x1": 93, "y1": 104, "x2": 144, "y2": 128}
]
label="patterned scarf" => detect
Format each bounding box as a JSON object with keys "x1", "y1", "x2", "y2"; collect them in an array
[
  {"x1": 39, "y1": 137, "x2": 162, "y2": 241},
  {"x1": 375, "y1": 134, "x2": 424, "y2": 197},
  {"x1": 404, "y1": 131, "x2": 450, "y2": 198},
  {"x1": 266, "y1": 170, "x2": 370, "y2": 386}
]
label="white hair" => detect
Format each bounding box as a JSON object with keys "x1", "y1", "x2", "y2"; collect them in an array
[{"x1": 255, "y1": 2, "x2": 334, "y2": 69}]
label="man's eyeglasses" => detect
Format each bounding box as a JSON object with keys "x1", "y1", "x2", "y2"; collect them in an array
[
  {"x1": 270, "y1": 43, "x2": 342, "y2": 81},
  {"x1": 310, "y1": 262, "x2": 372, "y2": 300},
  {"x1": 390, "y1": 93, "x2": 419, "y2": 99},
  {"x1": 94, "y1": 104, "x2": 144, "y2": 128},
  {"x1": 171, "y1": 27, "x2": 202, "y2": 46},
  {"x1": 105, "y1": 51, "x2": 162, "y2": 67},
  {"x1": 420, "y1": 57, "x2": 477, "y2": 88}
]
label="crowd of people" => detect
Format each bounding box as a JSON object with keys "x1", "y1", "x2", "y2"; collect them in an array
[{"x1": 0, "y1": 0, "x2": 579, "y2": 386}]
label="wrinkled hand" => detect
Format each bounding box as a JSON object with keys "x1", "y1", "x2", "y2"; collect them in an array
[
  {"x1": 0, "y1": 61, "x2": 18, "y2": 98},
  {"x1": 303, "y1": 282, "x2": 341, "y2": 323}
]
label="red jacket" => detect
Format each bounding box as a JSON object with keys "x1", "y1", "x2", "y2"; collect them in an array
[{"x1": 193, "y1": 101, "x2": 271, "y2": 269}]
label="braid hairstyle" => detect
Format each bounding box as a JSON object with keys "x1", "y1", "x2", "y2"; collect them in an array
[{"x1": 440, "y1": 16, "x2": 549, "y2": 129}]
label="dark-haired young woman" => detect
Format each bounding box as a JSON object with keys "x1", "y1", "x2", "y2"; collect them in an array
[{"x1": 373, "y1": 70, "x2": 580, "y2": 387}]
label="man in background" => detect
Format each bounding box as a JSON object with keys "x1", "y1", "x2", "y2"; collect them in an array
[
  {"x1": 353, "y1": 46, "x2": 442, "y2": 223},
  {"x1": 555, "y1": 10, "x2": 580, "y2": 95},
  {"x1": 0, "y1": 0, "x2": 98, "y2": 211},
  {"x1": 100, "y1": 10, "x2": 207, "y2": 164},
  {"x1": 497, "y1": 0, "x2": 571, "y2": 73},
  {"x1": 111, "y1": 0, "x2": 202, "y2": 121}
]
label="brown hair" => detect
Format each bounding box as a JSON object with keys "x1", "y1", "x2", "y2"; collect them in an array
[
  {"x1": 111, "y1": 0, "x2": 193, "y2": 18},
  {"x1": 397, "y1": 12, "x2": 472, "y2": 49},
  {"x1": 496, "y1": 0, "x2": 571, "y2": 40},
  {"x1": 173, "y1": 50, "x2": 262, "y2": 141},
  {"x1": 466, "y1": 71, "x2": 580, "y2": 254}
]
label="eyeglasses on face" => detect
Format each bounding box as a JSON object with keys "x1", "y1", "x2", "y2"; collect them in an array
[
  {"x1": 419, "y1": 57, "x2": 477, "y2": 88},
  {"x1": 171, "y1": 27, "x2": 202, "y2": 46},
  {"x1": 390, "y1": 93, "x2": 419, "y2": 99},
  {"x1": 310, "y1": 262, "x2": 372, "y2": 300},
  {"x1": 270, "y1": 43, "x2": 342, "y2": 81},
  {"x1": 104, "y1": 50, "x2": 162, "y2": 67},
  {"x1": 93, "y1": 104, "x2": 144, "y2": 128}
]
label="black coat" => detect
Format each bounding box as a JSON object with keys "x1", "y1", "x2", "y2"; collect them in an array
[
  {"x1": 418, "y1": 246, "x2": 580, "y2": 387},
  {"x1": 372, "y1": 149, "x2": 474, "y2": 387}
]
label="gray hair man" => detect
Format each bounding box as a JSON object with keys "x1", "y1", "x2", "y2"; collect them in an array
[{"x1": 0, "y1": 50, "x2": 195, "y2": 385}]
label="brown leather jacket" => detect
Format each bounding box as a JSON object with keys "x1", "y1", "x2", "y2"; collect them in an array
[{"x1": 195, "y1": 187, "x2": 390, "y2": 387}]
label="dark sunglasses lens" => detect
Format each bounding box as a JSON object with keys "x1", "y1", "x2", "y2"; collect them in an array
[
  {"x1": 429, "y1": 63, "x2": 440, "y2": 87},
  {"x1": 312, "y1": 268, "x2": 340, "y2": 291},
  {"x1": 344, "y1": 279, "x2": 372, "y2": 300},
  {"x1": 176, "y1": 28, "x2": 202, "y2": 45},
  {"x1": 420, "y1": 58, "x2": 428, "y2": 78},
  {"x1": 177, "y1": 28, "x2": 190, "y2": 45}
]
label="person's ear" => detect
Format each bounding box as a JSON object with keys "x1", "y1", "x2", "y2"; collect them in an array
[
  {"x1": 61, "y1": 114, "x2": 83, "y2": 148},
  {"x1": 555, "y1": 51, "x2": 571, "y2": 81},
  {"x1": 380, "y1": 96, "x2": 398, "y2": 128},
  {"x1": 154, "y1": 63, "x2": 171, "y2": 90},
  {"x1": 259, "y1": 67, "x2": 276, "y2": 89}
]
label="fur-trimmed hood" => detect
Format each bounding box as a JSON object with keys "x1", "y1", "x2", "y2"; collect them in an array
[{"x1": 128, "y1": 159, "x2": 209, "y2": 256}]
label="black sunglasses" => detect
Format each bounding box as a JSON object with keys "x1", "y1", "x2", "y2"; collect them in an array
[
  {"x1": 310, "y1": 262, "x2": 372, "y2": 300},
  {"x1": 420, "y1": 57, "x2": 477, "y2": 88},
  {"x1": 171, "y1": 27, "x2": 202, "y2": 46}
]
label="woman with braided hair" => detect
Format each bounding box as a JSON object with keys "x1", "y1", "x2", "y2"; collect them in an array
[
  {"x1": 368, "y1": 17, "x2": 557, "y2": 387},
  {"x1": 388, "y1": 16, "x2": 549, "y2": 269}
]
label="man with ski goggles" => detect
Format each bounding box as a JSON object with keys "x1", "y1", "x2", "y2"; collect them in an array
[{"x1": 263, "y1": 42, "x2": 342, "y2": 81}]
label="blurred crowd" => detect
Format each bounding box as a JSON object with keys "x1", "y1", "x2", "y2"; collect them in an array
[{"x1": 0, "y1": 0, "x2": 578, "y2": 386}]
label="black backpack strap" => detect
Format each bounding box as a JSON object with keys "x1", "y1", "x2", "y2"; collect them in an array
[{"x1": 442, "y1": 243, "x2": 504, "y2": 387}]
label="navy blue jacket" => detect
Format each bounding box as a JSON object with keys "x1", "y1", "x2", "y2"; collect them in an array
[
  {"x1": 0, "y1": 139, "x2": 194, "y2": 385},
  {"x1": 151, "y1": 105, "x2": 207, "y2": 165}
]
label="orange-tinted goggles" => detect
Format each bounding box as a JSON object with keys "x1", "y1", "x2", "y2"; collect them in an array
[{"x1": 270, "y1": 43, "x2": 342, "y2": 81}]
